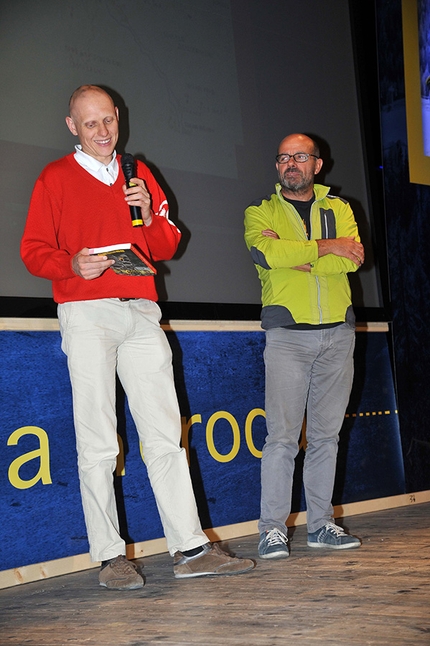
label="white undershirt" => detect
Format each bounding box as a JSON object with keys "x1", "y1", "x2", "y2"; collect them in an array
[{"x1": 74, "y1": 145, "x2": 119, "y2": 186}]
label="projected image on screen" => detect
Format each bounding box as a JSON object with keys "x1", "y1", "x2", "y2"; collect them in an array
[
  {"x1": 0, "y1": 0, "x2": 383, "y2": 311},
  {"x1": 0, "y1": 0, "x2": 242, "y2": 179},
  {"x1": 418, "y1": 0, "x2": 430, "y2": 155}
]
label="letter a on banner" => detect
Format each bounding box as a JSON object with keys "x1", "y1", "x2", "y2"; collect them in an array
[{"x1": 7, "y1": 426, "x2": 52, "y2": 489}]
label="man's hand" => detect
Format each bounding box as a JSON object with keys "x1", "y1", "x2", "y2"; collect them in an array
[
  {"x1": 261, "y1": 229, "x2": 279, "y2": 239},
  {"x1": 317, "y1": 236, "x2": 364, "y2": 266},
  {"x1": 71, "y1": 247, "x2": 115, "y2": 280},
  {"x1": 123, "y1": 178, "x2": 152, "y2": 225},
  {"x1": 292, "y1": 264, "x2": 311, "y2": 272}
]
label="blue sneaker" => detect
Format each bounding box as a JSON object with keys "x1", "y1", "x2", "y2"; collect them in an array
[
  {"x1": 258, "y1": 528, "x2": 289, "y2": 559},
  {"x1": 307, "y1": 522, "x2": 361, "y2": 549}
]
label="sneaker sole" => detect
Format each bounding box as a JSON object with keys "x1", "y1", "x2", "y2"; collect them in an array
[
  {"x1": 99, "y1": 581, "x2": 144, "y2": 590},
  {"x1": 174, "y1": 563, "x2": 255, "y2": 578},
  {"x1": 258, "y1": 550, "x2": 289, "y2": 559},
  {"x1": 307, "y1": 541, "x2": 361, "y2": 549}
]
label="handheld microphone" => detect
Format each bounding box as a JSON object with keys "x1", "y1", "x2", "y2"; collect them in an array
[{"x1": 121, "y1": 153, "x2": 143, "y2": 227}]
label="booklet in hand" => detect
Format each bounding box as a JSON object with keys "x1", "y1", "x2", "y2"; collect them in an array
[{"x1": 88, "y1": 243, "x2": 157, "y2": 276}]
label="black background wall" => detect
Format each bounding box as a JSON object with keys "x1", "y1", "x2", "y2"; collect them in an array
[{"x1": 375, "y1": 0, "x2": 430, "y2": 493}]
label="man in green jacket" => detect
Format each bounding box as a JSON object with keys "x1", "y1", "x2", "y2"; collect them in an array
[{"x1": 244, "y1": 133, "x2": 364, "y2": 559}]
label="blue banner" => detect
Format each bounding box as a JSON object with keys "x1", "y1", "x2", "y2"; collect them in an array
[{"x1": 0, "y1": 329, "x2": 404, "y2": 571}]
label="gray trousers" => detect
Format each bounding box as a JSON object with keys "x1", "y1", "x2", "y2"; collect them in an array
[{"x1": 259, "y1": 324, "x2": 355, "y2": 535}]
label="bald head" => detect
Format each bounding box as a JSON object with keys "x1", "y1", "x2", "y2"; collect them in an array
[
  {"x1": 68, "y1": 85, "x2": 114, "y2": 118},
  {"x1": 277, "y1": 134, "x2": 320, "y2": 158}
]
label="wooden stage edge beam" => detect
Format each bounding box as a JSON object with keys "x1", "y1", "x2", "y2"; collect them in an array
[
  {"x1": 1, "y1": 490, "x2": 429, "y2": 590},
  {"x1": 0, "y1": 318, "x2": 389, "y2": 333}
]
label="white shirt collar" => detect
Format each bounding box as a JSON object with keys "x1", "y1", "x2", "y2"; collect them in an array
[{"x1": 74, "y1": 145, "x2": 118, "y2": 185}]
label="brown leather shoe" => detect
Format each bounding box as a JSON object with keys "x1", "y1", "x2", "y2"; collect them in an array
[
  {"x1": 99, "y1": 555, "x2": 144, "y2": 590},
  {"x1": 173, "y1": 543, "x2": 255, "y2": 579}
]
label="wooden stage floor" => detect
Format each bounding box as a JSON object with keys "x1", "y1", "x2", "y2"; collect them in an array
[{"x1": 1, "y1": 503, "x2": 429, "y2": 646}]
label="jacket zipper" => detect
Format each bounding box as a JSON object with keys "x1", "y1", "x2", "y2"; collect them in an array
[
  {"x1": 313, "y1": 203, "x2": 323, "y2": 323},
  {"x1": 322, "y1": 212, "x2": 329, "y2": 239}
]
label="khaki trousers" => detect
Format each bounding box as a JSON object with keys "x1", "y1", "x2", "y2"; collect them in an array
[{"x1": 58, "y1": 298, "x2": 207, "y2": 562}]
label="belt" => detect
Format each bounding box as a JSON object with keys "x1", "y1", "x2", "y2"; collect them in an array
[{"x1": 118, "y1": 298, "x2": 139, "y2": 302}]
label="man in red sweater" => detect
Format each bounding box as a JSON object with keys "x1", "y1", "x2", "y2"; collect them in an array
[{"x1": 21, "y1": 85, "x2": 254, "y2": 589}]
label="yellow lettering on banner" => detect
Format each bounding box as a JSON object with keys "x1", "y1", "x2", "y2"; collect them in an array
[
  {"x1": 116, "y1": 434, "x2": 125, "y2": 476},
  {"x1": 206, "y1": 411, "x2": 240, "y2": 463},
  {"x1": 245, "y1": 408, "x2": 265, "y2": 458},
  {"x1": 7, "y1": 426, "x2": 52, "y2": 489},
  {"x1": 181, "y1": 414, "x2": 202, "y2": 464}
]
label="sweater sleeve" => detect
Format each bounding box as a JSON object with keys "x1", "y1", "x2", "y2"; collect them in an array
[
  {"x1": 137, "y1": 162, "x2": 181, "y2": 262},
  {"x1": 20, "y1": 176, "x2": 76, "y2": 281}
]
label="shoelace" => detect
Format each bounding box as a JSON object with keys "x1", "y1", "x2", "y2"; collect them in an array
[
  {"x1": 324, "y1": 522, "x2": 347, "y2": 537},
  {"x1": 111, "y1": 556, "x2": 136, "y2": 574},
  {"x1": 266, "y1": 528, "x2": 287, "y2": 545}
]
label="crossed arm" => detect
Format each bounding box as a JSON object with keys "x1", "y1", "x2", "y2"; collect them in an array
[{"x1": 261, "y1": 228, "x2": 364, "y2": 271}]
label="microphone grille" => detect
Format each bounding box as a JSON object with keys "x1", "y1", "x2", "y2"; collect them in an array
[{"x1": 121, "y1": 153, "x2": 135, "y2": 181}]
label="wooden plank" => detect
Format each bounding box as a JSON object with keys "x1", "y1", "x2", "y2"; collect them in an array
[{"x1": 0, "y1": 317, "x2": 389, "y2": 332}]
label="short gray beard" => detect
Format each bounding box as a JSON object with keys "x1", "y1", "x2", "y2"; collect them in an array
[{"x1": 279, "y1": 170, "x2": 310, "y2": 194}]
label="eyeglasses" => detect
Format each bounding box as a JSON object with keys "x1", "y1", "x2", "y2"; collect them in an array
[{"x1": 275, "y1": 152, "x2": 319, "y2": 164}]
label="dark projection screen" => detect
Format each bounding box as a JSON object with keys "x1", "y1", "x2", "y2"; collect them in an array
[{"x1": 0, "y1": 0, "x2": 382, "y2": 313}]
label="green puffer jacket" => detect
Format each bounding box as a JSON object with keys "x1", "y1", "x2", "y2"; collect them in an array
[{"x1": 244, "y1": 183, "x2": 361, "y2": 330}]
